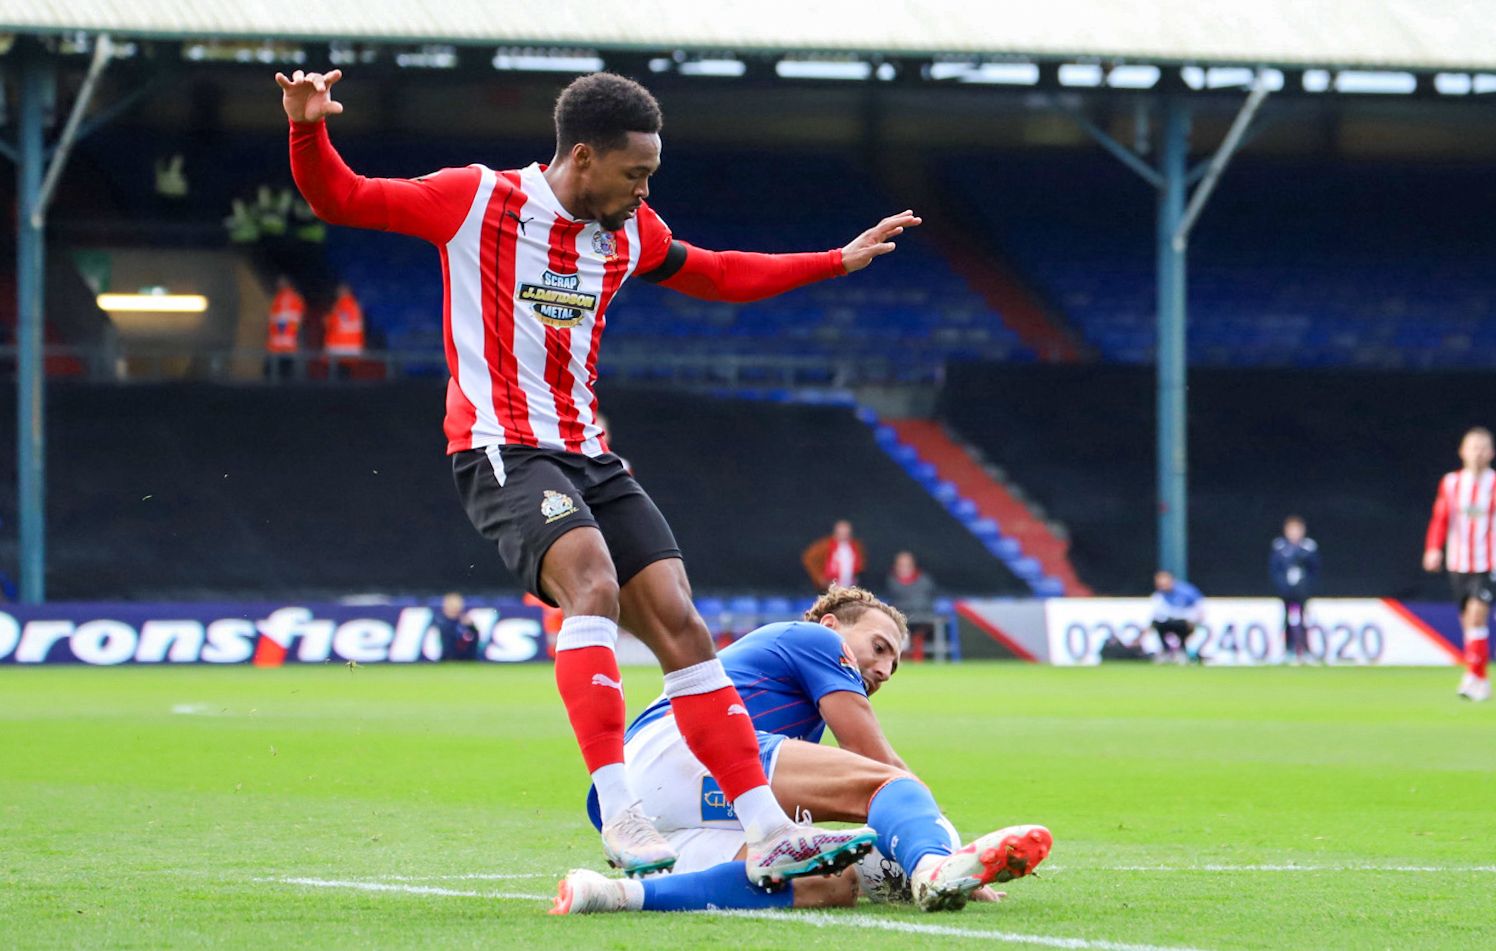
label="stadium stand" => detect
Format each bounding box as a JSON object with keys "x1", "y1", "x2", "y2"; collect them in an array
[
  {"x1": 66, "y1": 123, "x2": 1496, "y2": 378},
  {"x1": 938, "y1": 362, "x2": 1493, "y2": 600},
  {"x1": 941, "y1": 151, "x2": 1496, "y2": 369},
  {"x1": 0, "y1": 381, "x2": 1024, "y2": 599}
]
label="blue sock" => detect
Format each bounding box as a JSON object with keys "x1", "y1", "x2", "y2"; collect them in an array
[
  {"x1": 641, "y1": 860, "x2": 794, "y2": 911},
  {"x1": 867, "y1": 777, "x2": 952, "y2": 874}
]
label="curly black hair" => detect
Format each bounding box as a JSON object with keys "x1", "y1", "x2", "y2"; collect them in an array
[{"x1": 553, "y1": 72, "x2": 663, "y2": 155}]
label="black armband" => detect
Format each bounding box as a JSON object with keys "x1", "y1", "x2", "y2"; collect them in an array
[{"x1": 637, "y1": 240, "x2": 689, "y2": 284}]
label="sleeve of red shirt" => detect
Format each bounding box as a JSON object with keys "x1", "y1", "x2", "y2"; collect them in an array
[
  {"x1": 1426, "y1": 475, "x2": 1451, "y2": 554},
  {"x1": 633, "y1": 205, "x2": 847, "y2": 303},
  {"x1": 288, "y1": 120, "x2": 479, "y2": 246},
  {"x1": 659, "y1": 242, "x2": 845, "y2": 303}
]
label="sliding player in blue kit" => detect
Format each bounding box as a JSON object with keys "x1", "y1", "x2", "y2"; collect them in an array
[{"x1": 551, "y1": 586, "x2": 1052, "y2": 914}]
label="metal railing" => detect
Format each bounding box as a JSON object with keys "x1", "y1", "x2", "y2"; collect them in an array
[{"x1": 0, "y1": 344, "x2": 953, "y2": 387}]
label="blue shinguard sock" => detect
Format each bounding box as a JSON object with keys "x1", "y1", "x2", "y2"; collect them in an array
[
  {"x1": 867, "y1": 776, "x2": 953, "y2": 874},
  {"x1": 641, "y1": 861, "x2": 794, "y2": 911}
]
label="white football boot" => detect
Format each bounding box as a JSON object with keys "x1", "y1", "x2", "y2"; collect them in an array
[
  {"x1": 745, "y1": 822, "x2": 878, "y2": 889},
  {"x1": 911, "y1": 824, "x2": 1053, "y2": 912},
  {"x1": 1464, "y1": 677, "x2": 1491, "y2": 702},
  {"x1": 549, "y1": 869, "x2": 632, "y2": 915},
  {"x1": 600, "y1": 802, "x2": 677, "y2": 877}
]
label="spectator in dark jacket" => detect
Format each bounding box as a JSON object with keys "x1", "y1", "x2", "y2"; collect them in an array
[
  {"x1": 433, "y1": 592, "x2": 479, "y2": 661},
  {"x1": 1270, "y1": 515, "x2": 1320, "y2": 665}
]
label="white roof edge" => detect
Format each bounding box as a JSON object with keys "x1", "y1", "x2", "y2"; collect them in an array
[{"x1": 4, "y1": 1, "x2": 1496, "y2": 73}]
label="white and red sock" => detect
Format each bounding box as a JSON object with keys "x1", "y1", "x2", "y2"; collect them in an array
[
  {"x1": 663, "y1": 659, "x2": 791, "y2": 842},
  {"x1": 1464, "y1": 628, "x2": 1489, "y2": 681},
  {"x1": 554, "y1": 615, "x2": 633, "y2": 823}
]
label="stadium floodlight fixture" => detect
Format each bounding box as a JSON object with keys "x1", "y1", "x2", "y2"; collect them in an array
[
  {"x1": 1057, "y1": 63, "x2": 1104, "y2": 87},
  {"x1": 1334, "y1": 71, "x2": 1416, "y2": 94},
  {"x1": 492, "y1": 48, "x2": 604, "y2": 73},
  {"x1": 1475, "y1": 74, "x2": 1496, "y2": 94},
  {"x1": 1106, "y1": 65, "x2": 1160, "y2": 89},
  {"x1": 679, "y1": 58, "x2": 747, "y2": 78},
  {"x1": 1435, "y1": 73, "x2": 1472, "y2": 95},
  {"x1": 1182, "y1": 66, "x2": 1286, "y2": 91},
  {"x1": 97, "y1": 293, "x2": 209, "y2": 314},
  {"x1": 396, "y1": 46, "x2": 458, "y2": 69},
  {"x1": 1302, "y1": 69, "x2": 1331, "y2": 92},
  {"x1": 774, "y1": 59, "x2": 872, "y2": 81},
  {"x1": 927, "y1": 61, "x2": 1038, "y2": 85}
]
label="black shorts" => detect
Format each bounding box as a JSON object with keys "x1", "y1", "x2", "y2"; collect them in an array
[
  {"x1": 452, "y1": 446, "x2": 681, "y2": 607},
  {"x1": 1449, "y1": 572, "x2": 1496, "y2": 610},
  {"x1": 1152, "y1": 618, "x2": 1194, "y2": 641}
]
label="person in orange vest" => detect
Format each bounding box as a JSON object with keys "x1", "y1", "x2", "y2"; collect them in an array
[
  {"x1": 265, "y1": 275, "x2": 305, "y2": 380},
  {"x1": 324, "y1": 281, "x2": 365, "y2": 379}
]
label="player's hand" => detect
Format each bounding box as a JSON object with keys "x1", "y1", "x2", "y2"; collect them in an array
[
  {"x1": 840, "y1": 210, "x2": 922, "y2": 273},
  {"x1": 275, "y1": 69, "x2": 345, "y2": 124},
  {"x1": 972, "y1": 886, "x2": 1005, "y2": 902},
  {"x1": 1422, "y1": 549, "x2": 1443, "y2": 572}
]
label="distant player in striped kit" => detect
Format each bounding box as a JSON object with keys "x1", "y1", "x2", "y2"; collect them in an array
[
  {"x1": 277, "y1": 67, "x2": 918, "y2": 881},
  {"x1": 1423, "y1": 426, "x2": 1494, "y2": 702}
]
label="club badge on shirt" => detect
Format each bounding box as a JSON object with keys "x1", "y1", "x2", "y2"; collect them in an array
[{"x1": 591, "y1": 229, "x2": 618, "y2": 260}]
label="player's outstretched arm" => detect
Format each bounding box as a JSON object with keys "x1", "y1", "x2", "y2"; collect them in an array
[
  {"x1": 641, "y1": 211, "x2": 921, "y2": 303},
  {"x1": 819, "y1": 691, "x2": 909, "y2": 772},
  {"x1": 275, "y1": 69, "x2": 475, "y2": 244}
]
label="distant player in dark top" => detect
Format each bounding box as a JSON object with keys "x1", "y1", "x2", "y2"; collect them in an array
[
  {"x1": 1423, "y1": 426, "x2": 1495, "y2": 702},
  {"x1": 278, "y1": 66, "x2": 919, "y2": 881},
  {"x1": 1270, "y1": 516, "x2": 1320, "y2": 665}
]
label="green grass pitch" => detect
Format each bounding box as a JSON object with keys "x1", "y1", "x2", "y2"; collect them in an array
[{"x1": 1, "y1": 663, "x2": 1492, "y2": 949}]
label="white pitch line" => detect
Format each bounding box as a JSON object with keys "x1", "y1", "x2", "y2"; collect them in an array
[
  {"x1": 714, "y1": 909, "x2": 1210, "y2": 951},
  {"x1": 262, "y1": 876, "x2": 1206, "y2": 950},
  {"x1": 1047, "y1": 864, "x2": 1496, "y2": 873},
  {"x1": 371, "y1": 872, "x2": 551, "y2": 882},
  {"x1": 264, "y1": 877, "x2": 549, "y2": 901}
]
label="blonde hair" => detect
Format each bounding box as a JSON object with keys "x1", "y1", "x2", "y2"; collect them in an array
[{"x1": 804, "y1": 585, "x2": 908, "y2": 640}]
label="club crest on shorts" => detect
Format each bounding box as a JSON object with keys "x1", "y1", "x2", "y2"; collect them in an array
[
  {"x1": 591, "y1": 229, "x2": 618, "y2": 259},
  {"x1": 541, "y1": 489, "x2": 578, "y2": 524}
]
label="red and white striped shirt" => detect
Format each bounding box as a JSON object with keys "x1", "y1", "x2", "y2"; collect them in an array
[
  {"x1": 1426, "y1": 467, "x2": 1496, "y2": 573},
  {"x1": 288, "y1": 121, "x2": 843, "y2": 457}
]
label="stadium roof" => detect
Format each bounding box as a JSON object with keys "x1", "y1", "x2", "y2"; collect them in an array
[{"x1": 5, "y1": 1, "x2": 1496, "y2": 72}]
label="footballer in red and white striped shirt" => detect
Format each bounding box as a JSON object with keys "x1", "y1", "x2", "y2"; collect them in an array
[
  {"x1": 278, "y1": 68, "x2": 907, "y2": 875},
  {"x1": 1423, "y1": 426, "x2": 1493, "y2": 700}
]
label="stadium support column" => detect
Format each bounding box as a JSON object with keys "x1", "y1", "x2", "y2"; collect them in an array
[
  {"x1": 15, "y1": 40, "x2": 52, "y2": 604},
  {"x1": 1156, "y1": 101, "x2": 1190, "y2": 578}
]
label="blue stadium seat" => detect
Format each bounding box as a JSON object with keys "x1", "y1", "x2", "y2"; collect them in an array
[
  {"x1": 695, "y1": 597, "x2": 727, "y2": 635},
  {"x1": 759, "y1": 597, "x2": 796, "y2": 622},
  {"x1": 726, "y1": 596, "x2": 761, "y2": 633},
  {"x1": 1007, "y1": 557, "x2": 1044, "y2": 581},
  {"x1": 1032, "y1": 577, "x2": 1066, "y2": 598}
]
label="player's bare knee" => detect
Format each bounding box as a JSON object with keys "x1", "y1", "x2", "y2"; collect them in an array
[
  {"x1": 864, "y1": 765, "x2": 915, "y2": 797},
  {"x1": 791, "y1": 868, "x2": 860, "y2": 909},
  {"x1": 543, "y1": 540, "x2": 620, "y2": 617},
  {"x1": 568, "y1": 571, "x2": 620, "y2": 618}
]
